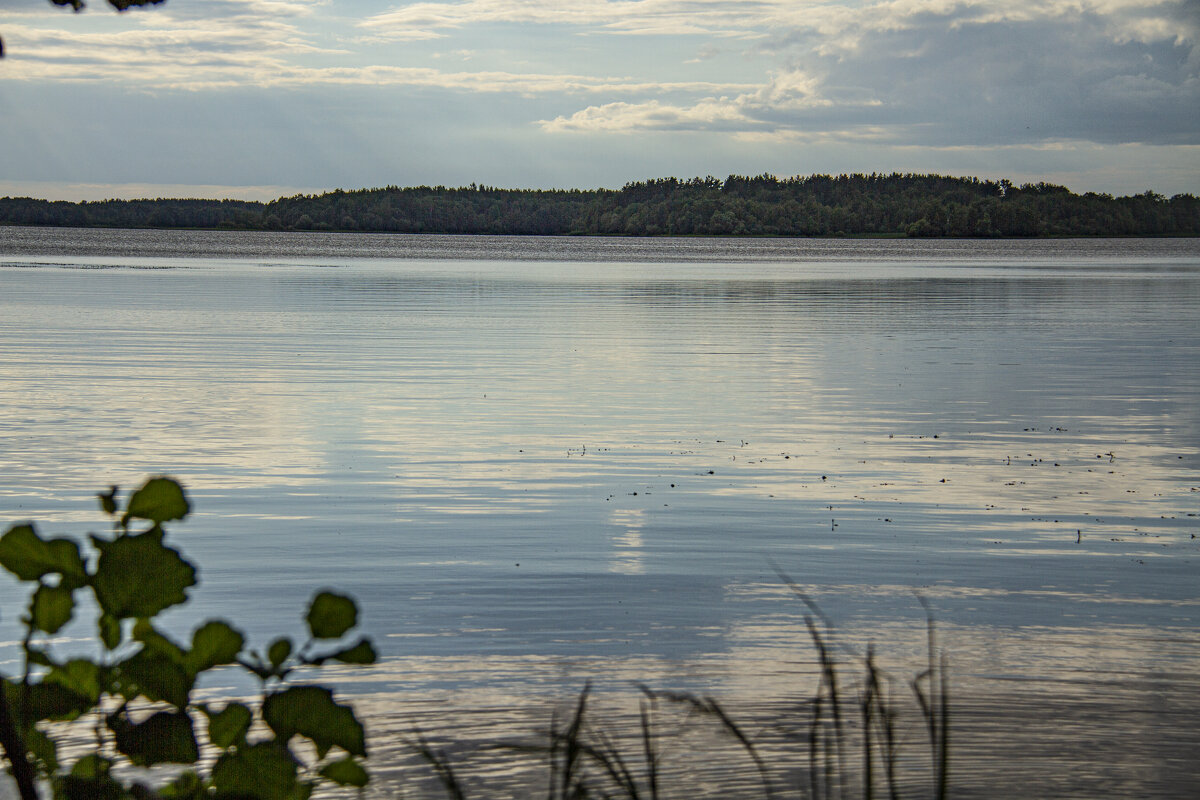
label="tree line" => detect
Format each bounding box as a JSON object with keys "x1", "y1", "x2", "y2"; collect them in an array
[{"x1": 2, "y1": 173, "x2": 1197, "y2": 237}]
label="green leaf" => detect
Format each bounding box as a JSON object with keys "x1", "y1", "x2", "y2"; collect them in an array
[
  {"x1": 122, "y1": 476, "x2": 190, "y2": 526},
  {"x1": 186, "y1": 619, "x2": 244, "y2": 674},
  {"x1": 98, "y1": 613, "x2": 122, "y2": 650},
  {"x1": 262, "y1": 686, "x2": 366, "y2": 757},
  {"x1": 0, "y1": 682, "x2": 20, "y2": 732},
  {"x1": 306, "y1": 592, "x2": 357, "y2": 640},
  {"x1": 111, "y1": 710, "x2": 199, "y2": 766},
  {"x1": 0, "y1": 524, "x2": 87, "y2": 587},
  {"x1": 25, "y1": 646, "x2": 53, "y2": 667},
  {"x1": 110, "y1": 0, "x2": 173, "y2": 11},
  {"x1": 23, "y1": 724, "x2": 59, "y2": 773},
  {"x1": 98, "y1": 486, "x2": 119, "y2": 516},
  {"x1": 133, "y1": 619, "x2": 188, "y2": 663},
  {"x1": 31, "y1": 584, "x2": 75, "y2": 634},
  {"x1": 49, "y1": 1, "x2": 85, "y2": 14},
  {"x1": 211, "y1": 742, "x2": 301, "y2": 800},
  {"x1": 320, "y1": 756, "x2": 369, "y2": 787},
  {"x1": 202, "y1": 701, "x2": 253, "y2": 749},
  {"x1": 157, "y1": 770, "x2": 203, "y2": 799},
  {"x1": 114, "y1": 649, "x2": 194, "y2": 708},
  {"x1": 268, "y1": 637, "x2": 293, "y2": 669},
  {"x1": 69, "y1": 753, "x2": 112, "y2": 778},
  {"x1": 19, "y1": 681, "x2": 93, "y2": 722},
  {"x1": 58, "y1": 775, "x2": 125, "y2": 800},
  {"x1": 329, "y1": 638, "x2": 377, "y2": 665},
  {"x1": 91, "y1": 529, "x2": 196, "y2": 619},
  {"x1": 45, "y1": 659, "x2": 102, "y2": 706},
  {"x1": 60, "y1": 754, "x2": 123, "y2": 800},
  {"x1": 239, "y1": 653, "x2": 274, "y2": 681}
]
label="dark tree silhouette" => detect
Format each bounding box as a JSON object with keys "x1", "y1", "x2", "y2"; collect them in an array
[{"x1": 2, "y1": 174, "x2": 1196, "y2": 237}]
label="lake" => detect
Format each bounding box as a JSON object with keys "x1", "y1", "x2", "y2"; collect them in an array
[{"x1": 1, "y1": 228, "x2": 1198, "y2": 797}]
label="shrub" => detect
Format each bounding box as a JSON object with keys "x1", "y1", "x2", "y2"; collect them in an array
[{"x1": 0, "y1": 477, "x2": 375, "y2": 800}]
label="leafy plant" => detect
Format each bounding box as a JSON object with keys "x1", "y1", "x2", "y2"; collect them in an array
[{"x1": 0, "y1": 477, "x2": 375, "y2": 800}]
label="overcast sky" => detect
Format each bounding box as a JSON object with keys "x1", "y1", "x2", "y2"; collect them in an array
[{"x1": 0, "y1": 0, "x2": 1197, "y2": 200}]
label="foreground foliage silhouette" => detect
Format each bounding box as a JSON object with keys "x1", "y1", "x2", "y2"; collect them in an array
[{"x1": 0, "y1": 477, "x2": 376, "y2": 799}]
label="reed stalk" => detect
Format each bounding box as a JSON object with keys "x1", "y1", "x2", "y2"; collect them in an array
[{"x1": 407, "y1": 585, "x2": 951, "y2": 800}]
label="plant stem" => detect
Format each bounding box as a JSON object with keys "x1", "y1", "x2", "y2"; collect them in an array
[{"x1": 0, "y1": 680, "x2": 40, "y2": 800}]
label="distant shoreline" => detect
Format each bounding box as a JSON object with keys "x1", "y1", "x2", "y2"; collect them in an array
[
  {"x1": 3, "y1": 225, "x2": 1195, "y2": 240},
  {"x1": 2, "y1": 173, "x2": 1197, "y2": 238}
]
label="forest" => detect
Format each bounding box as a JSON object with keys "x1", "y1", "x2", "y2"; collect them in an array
[{"x1": 2, "y1": 173, "x2": 1197, "y2": 237}]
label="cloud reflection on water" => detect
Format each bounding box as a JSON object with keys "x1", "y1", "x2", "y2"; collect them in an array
[{"x1": 0, "y1": 232, "x2": 1198, "y2": 797}]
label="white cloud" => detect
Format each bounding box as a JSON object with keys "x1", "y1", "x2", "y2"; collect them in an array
[
  {"x1": 529, "y1": 0, "x2": 1200, "y2": 145},
  {"x1": 538, "y1": 69, "x2": 842, "y2": 133},
  {"x1": 540, "y1": 98, "x2": 752, "y2": 132},
  {"x1": 1, "y1": 1, "x2": 757, "y2": 93},
  {"x1": 357, "y1": 0, "x2": 1200, "y2": 47},
  {"x1": 3, "y1": 35, "x2": 755, "y2": 92},
  {"x1": 261, "y1": 66, "x2": 755, "y2": 94},
  {"x1": 2, "y1": 0, "x2": 1196, "y2": 195},
  {"x1": 0, "y1": 0, "x2": 338, "y2": 86},
  {"x1": 359, "y1": 0, "x2": 770, "y2": 41}
]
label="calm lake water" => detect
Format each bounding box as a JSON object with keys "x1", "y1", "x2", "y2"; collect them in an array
[{"x1": 1, "y1": 228, "x2": 1198, "y2": 797}]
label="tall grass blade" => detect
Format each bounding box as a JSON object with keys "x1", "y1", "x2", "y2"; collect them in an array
[
  {"x1": 642, "y1": 688, "x2": 775, "y2": 799},
  {"x1": 861, "y1": 645, "x2": 876, "y2": 800},
  {"x1": 559, "y1": 682, "x2": 591, "y2": 800},
  {"x1": 866, "y1": 649, "x2": 901, "y2": 800},
  {"x1": 410, "y1": 730, "x2": 468, "y2": 800},
  {"x1": 582, "y1": 726, "x2": 639, "y2": 800},
  {"x1": 805, "y1": 615, "x2": 846, "y2": 800},
  {"x1": 937, "y1": 651, "x2": 949, "y2": 800},
  {"x1": 912, "y1": 595, "x2": 949, "y2": 800},
  {"x1": 639, "y1": 699, "x2": 659, "y2": 800},
  {"x1": 548, "y1": 709, "x2": 560, "y2": 800}
]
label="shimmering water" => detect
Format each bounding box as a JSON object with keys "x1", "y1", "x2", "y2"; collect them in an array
[{"x1": 1, "y1": 228, "x2": 1198, "y2": 797}]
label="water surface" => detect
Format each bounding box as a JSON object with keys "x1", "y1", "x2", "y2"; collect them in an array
[{"x1": 1, "y1": 229, "x2": 1198, "y2": 797}]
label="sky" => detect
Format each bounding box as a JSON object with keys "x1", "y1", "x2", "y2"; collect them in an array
[{"x1": 0, "y1": 0, "x2": 1197, "y2": 200}]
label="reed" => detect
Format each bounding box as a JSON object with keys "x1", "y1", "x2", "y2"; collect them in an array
[
  {"x1": 409, "y1": 731, "x2": 468, "y2": 800},
  {"x1": 404, "y1": 586, "x2": 951, "y2": 800}
]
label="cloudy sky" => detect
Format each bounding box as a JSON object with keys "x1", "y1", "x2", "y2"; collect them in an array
[{"x1": 0, "y1": 0, "x2": 1197, "y2": 200}]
